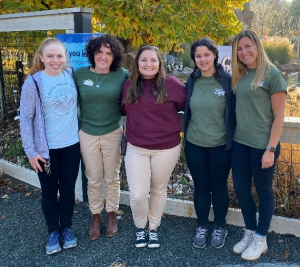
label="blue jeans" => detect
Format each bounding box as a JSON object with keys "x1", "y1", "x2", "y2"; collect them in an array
[
  {"x1": 185, "y1": 141, "x2": 231, "y2": 227},
  {"x1": 231, "y1": 141, "x2": 280, "y2": 236}
]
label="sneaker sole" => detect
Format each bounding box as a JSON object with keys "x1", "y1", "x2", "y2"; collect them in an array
[
  {"x1": 46, "y1": 247, "x2": 61, "y2": 255},
  {"x1": 211, "y1": 230, "x2": 228, "y2": 249},
  {"x1": 135, "y1": 243, "x2": 148, "y2": 248},
  {"x1": 193, "y1": 242, "x2": 206, "y2": 249},
  {"x1": 148, "y1": 244, "x2": 160, "y2": 248},
  {"x1": 63, "y1": 243, "x2": 77, "y2": 249},
  {"x1": 233, "y1": 248, "x2": 244, "y2": 254},
  {"x1": 241, "y1": 246, "x2": 268, "y2": 261}
]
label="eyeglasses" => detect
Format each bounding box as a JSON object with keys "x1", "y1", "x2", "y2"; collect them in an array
[{"x1": 139, "y1": 45, "x2": 159, "y2": 50}]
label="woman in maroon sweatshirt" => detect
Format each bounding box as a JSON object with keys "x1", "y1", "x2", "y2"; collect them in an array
[{"x1": 121, "y1": 45, "x2": 186, "y2": 248}]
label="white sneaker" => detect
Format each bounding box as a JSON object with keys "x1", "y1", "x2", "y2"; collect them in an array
[
  {"x1": 241, "y1": 234, "x2": 268, "y2": 261},
  {"x1": 233, "y1": 229, "x2": 255, "y2": 254}
]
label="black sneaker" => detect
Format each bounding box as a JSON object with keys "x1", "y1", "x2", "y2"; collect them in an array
[
  {"x1": 148, "y1": 230, "x2": 160, "y2": 248},
  {"x1": 135, "y1": 228, "x2": 148, "y2": 248}
]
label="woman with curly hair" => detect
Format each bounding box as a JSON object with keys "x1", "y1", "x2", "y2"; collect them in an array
[
  {"x1": 231, "y1": 30, "x2": 286, "y2": 261},
  {"x1": 121, "y1": 45, "x2": 186, "y2": 248},
  {"x1": 73, "y1": 34, "x2": 129, "y2": 240}
]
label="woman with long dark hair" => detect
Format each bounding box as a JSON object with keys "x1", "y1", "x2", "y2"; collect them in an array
[
  {"x1": 183, "y1": 37, "x2": 235, "y2": 249},
  {"x1": 121, "y1": 45, "x2": 186, "y2": 248}
]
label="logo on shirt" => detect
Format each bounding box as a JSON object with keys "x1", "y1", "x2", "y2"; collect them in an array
[
  {"x1": 214, "y1": 88, "x2": 225, "y2": 97},
  {"x1": 83, "y1": 79, "x2": 94, "y2": 86},
  {"x1": 250, "y1": 81, "x2": 264, "y2": 87}
]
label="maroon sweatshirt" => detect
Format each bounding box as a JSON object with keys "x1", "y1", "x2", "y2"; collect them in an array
[{"x1": 121, "y1": 75, "x2": 186, "y2": 150}]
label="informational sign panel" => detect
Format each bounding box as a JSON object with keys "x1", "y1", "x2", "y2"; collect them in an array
[
  {"x1": 56, "y1": 33, "x2": 102, "y2": 71},
  {"x1": 218, "y1": 46, "x2": 232, "y2": 74}
]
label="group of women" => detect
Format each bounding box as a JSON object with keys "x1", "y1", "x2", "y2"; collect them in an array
[{"x1": 20, "y1": 30, "x2": 287, "y2": 261}]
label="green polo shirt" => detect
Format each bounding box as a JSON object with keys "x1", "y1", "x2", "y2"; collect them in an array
[
  {"x1": 187, "y1": 75, "x2": 226, "y2": 147},
  {"x1": 233, "y1": 66, "x2": 287, "y2": 149},
  {"x1": 73, "y1": 67, "x2": 129, "y2": 136}
]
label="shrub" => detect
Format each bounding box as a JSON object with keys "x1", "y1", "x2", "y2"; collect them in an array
[
  {"x1": 180, "y1": 44, "x2": 194, "y2": 69},
  {"x1": 261, "y1": 36, "x2": 296, "y2": 65}
]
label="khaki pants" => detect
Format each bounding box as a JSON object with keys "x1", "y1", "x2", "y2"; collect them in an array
[
  {"x1": 79, "y1": 128, "x2": 122, "y2": 214},
  {"x1": 125, "y1": 142, "x2": 181, "y2": 229}
]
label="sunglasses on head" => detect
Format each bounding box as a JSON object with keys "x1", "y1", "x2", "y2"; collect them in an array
[{"x1": 139, "y1": 45, "x2": 159, "y2": 50}]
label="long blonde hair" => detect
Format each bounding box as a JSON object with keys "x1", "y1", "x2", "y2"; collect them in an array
[
  {"x1": 231, "y1": 30, "x2": 274, "y2": 90},
  {"x1": 30, "y1": 37, "x2": 67, "y2": 75}
]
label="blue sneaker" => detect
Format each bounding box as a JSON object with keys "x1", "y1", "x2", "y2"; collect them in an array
[
  {"x1": 61, "y1": 228, "x2": 77, "y2": 249},
  {"x1": 46, "y1": 231, "x2": 61, "y2": 255}
]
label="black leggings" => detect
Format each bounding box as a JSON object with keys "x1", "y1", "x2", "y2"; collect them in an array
[
  {"x1": 232, "y1": 141, "x2": 280, "y2": 236},
  {"x1": 185, "y1": 140, "x2": 231, "y2": 227},
  {"x1": 37, "y1": 142, "x2": 80, "y2": 233}
]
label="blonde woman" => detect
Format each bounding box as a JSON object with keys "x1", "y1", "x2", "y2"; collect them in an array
[
  {"x1": 231, "y1": 30, "x2": 287, "y2": 261},
  {"x1": 20, "y1": 38, "x2": 80, "y2": 254}
]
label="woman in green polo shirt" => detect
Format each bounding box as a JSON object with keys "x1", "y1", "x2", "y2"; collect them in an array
[
  {"x1": 73, "y1": 35, "x2": 129, "y2": 240},
  {"x1": 231, "y1": 30, "x2": 287, "y2": 261}
]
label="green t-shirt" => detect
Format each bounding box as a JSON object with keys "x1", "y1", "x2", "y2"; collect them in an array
[
  {"x1": 187, "y1": 75, "x2": 226, "y2": 147},
  {"x1": 73, "y1": 67, "x2": 129, "y2": 136},
  {"x1": 233, "y1": 66, "x2": 287, "y2": 149}
]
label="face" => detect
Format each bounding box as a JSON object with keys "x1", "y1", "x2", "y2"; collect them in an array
[
  {"x1": 40, "y1": 43, "x2": 66, "y2": 76},
  {"x1": 237, "y1": 36, "x2": 258, "y2": 69},
  {"x1": 194, "y1": 46, "x2": 216, "y2": 76},
  {"x1": 138, "y1": 49, "x2": 160, "y2": 79},
  {"x1": 94, "y1": 45, "x2": 114, "y2": 73}
]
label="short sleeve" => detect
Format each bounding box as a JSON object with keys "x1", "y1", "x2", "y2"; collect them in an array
[{"x1": 268, "y1": 72, "x2": 287, "y2": 95}]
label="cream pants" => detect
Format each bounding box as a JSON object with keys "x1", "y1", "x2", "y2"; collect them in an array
[
  {"x1": 79, "y1": 128, "x2": 122, "y2": 214},
  {"x1": 125, "y1": 142, "x2": 181, "y2": 229}
]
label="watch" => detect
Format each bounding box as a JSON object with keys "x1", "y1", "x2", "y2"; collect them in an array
[{"x1": 266, "y1": 145, "x2": 276, "y2": 153}]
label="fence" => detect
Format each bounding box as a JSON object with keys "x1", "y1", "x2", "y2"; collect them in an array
[{"x1": 0, "y1": 9, "x2": 300, "y2": 222}]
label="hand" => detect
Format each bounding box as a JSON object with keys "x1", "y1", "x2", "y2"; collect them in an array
[
  {"x1": 29, "y1": 155, "x2": 46, "y2": 173},
  {"x1": 261, "y1": 150, "x2": 275, "y2": 169}
]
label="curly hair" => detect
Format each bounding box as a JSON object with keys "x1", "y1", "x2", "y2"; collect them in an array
[
  {"x1": 30, "y1": 38, "x2": 67, "y2": 75},
  {"x1": 190, "y1": 37, "x2": 220, "y2": 76},
  {"x1": 125, "y1": 45, "x2": 167, "y2": 105},
  {"x1": 85, "y1": 34, "x2": 125, "y2": 71}
]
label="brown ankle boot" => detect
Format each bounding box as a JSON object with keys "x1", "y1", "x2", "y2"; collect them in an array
[
  {"x1": 89, "y1": 214, "x2": 102, "y2": 240},
  {"x1": 106, "y1": 211, "x2": 118, "y2": 237}
]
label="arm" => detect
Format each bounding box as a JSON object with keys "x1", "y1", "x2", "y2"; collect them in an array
[
  {"x1": 169, "y1": 76, "x2": 187, "y2": 111},
  {"x1": 261, "y1": 91, "x2": 286, "y2": 169},
  {"x1": 20, "y1": 77, "x2": 46, "y2": 173},
  {"x1": 120, "y1": 80, "x2": 130, "y2": 116}
]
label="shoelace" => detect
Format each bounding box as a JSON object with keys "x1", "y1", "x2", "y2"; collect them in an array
[
  {"x1": 249, "y1": 235, "x2": 262, "y2": 251},
  {"x1": 48, "y1": 232, "x2": 59, "y2": 246},
  {"x1": 241, "y1": 229, "x2": 253, "y2": 244},
  {"x1": 212, "y1": 228, "x2": 222, "y2": 240},
  {"x1": 136, "y1": 230, "x2": 146, "y2": 241},
  {"x1": 62, "y1": 228, "x2": 74, "y2": 241},
  {"x1": 195, "y1": 227, "x2": 207, "y2": 238},
  {"x1": 149, "y1": 231, "x2": 158, "y2": 241}
]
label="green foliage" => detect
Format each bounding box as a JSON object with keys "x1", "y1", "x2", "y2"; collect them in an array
[
  {"x1": 0, "y1": 0, "x2": 249, "y2": 51},
  {"x1": 261, "y1": 36, "x2": 296, "y2": 64},
  {"x1": 96, "y1": 0, "x2": 248, "y2": 50}
]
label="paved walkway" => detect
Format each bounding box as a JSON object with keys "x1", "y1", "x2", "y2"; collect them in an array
[{"x1": 0, "y1": 178, "x2": 299, "y2": 267}]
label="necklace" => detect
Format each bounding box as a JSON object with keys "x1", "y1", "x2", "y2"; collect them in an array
[{"x1": 94, "y1": 73, "x2": 107, "y2": 88}]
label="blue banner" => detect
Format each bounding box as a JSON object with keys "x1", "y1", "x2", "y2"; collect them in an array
[{"x1": 56, "y1": 33, "x2": 103, "y2": 71}]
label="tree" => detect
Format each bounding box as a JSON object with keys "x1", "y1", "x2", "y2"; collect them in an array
[
  {"x1": 1, "y1": 0, "x2": 249, "y2": 50},
  {"x1": 251, "y1": 0, "x2": 300, "y2": 37}
]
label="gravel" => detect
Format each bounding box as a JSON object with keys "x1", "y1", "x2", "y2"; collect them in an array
[{"x1": 0, "y1": 179, "x2": 300, "y2": 267}]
